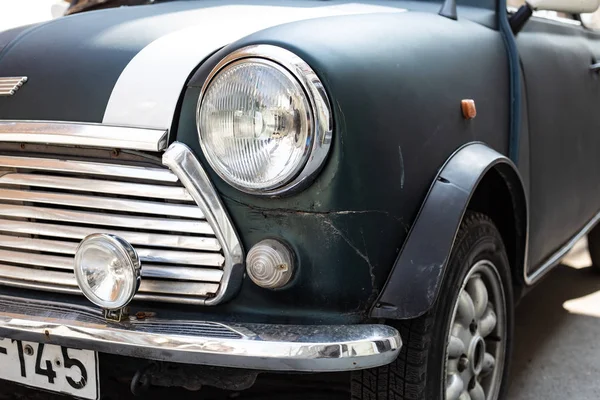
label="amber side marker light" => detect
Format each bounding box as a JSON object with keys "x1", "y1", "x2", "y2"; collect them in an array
[{"x1": 461, "y1": 99, "x2": 477, "y2": 120}]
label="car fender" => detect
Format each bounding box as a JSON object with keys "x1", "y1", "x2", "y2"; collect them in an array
[{"x1": 370, "y1": 142, "x2": 528, "y2": 320}]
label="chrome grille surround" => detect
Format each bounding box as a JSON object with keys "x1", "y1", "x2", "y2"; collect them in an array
[{"x1": 0, "y1": 121, "x2": 243, "y2": 305}]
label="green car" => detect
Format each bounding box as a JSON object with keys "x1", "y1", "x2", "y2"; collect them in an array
[{"x1": 0, "y1": 0, "x2": 599, "y2": 398}]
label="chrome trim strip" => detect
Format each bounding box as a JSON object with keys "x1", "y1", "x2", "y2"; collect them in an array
[
  {"x1": 0, "y1": 204, "x2": 213, "y2": 235},
  {"x1": 163, "y1": 143, "x2": 244, "y2": 304},
  {"x1": 0, "y1": 235, "x2": 77, "y2": 255},
  {"x1": 142, "y1": 265, "x2": 223, "y2": 282},
  {"x1": 0, "y1": 265, "x2": 221, "y2": 296},
  {"x1": 0, "y1": 249, "x2": 69, "y2": 270},
  {"x1": 0, "y1": 173, "x2": 193, "y2": 201},
  {"x1": 0, "y1": 296, "x2": 401, "y2": 371},
  {"x1": 524, "y1": 210, "x2": 600, "y2": 284},
  {"x1": 0, "y1": 236, "x2": 223, "y2": 281},
  {"x1": 0, "y1": 218, "x2": 221, "y2": 252},
  {"x1": 0, "y1": 188, "x2": 204, "y2": 219},
  {"x1": 136, "y1": 248, "x2": 224, "y2": 266},
  {"x1": 0, "y1": 155, "x2": 178, "y2": 182},
  {"x1": 0, "y1": 121, "x2": 167, "y2": 151},
  {"x1": 0, "y1": 237, "x2": 225, "y2": 268},
  {"x1": 198, "y1": 45, "x2": 333, "y2": 196},
  {"x1": 0, "y1": 77, "x2": 27, "y2": 97},
  {"x1": 140, "y1": 280, "x2": 220, "y2": 296}
]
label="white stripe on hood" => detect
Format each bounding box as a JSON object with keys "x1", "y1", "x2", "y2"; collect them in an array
[{"x1": 102, "y1": 1, "x2": 406, "y2": 130}]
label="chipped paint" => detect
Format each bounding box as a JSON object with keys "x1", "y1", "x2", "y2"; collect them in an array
[
  {"x1": 323, "y1": 220, "x2": 374, "y2": 270},
  {"x1": 222, "y1": 194, "x2": 405, "y2": 222},
  {"x1": 360, "y1": 228, "x2": 378, "y2": 300},
  {"x1": 398, "y1": 145, "x2": 405, "y2": 189},
  {"x1": 322, "y1": 220, "x2": 380, "y2": 308}
]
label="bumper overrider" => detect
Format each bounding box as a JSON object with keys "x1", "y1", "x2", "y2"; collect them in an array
[{"x1": 0, "y1": 121, "x2": 401, "y2": 372}]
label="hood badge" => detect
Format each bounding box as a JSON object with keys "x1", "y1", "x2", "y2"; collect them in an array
[{"x1": 0, "y1": 77, "x2": 28, "y2": 97}]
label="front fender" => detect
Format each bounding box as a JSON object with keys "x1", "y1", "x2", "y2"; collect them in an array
[{"x1": 371, "y1": 142, "x2": 528, "y2": 320}]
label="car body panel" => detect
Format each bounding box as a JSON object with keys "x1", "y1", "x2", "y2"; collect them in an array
[
  {"x1": 516, "y1": 16, "x2": 600, "y2": 275},
  {"x1": 370, "y1": 143, "x2": 527, "y2": 319},
  {"x1": 175, "y1": 10, "x2": 511, "y2": 320},
  {"x1": 0, "y1": 0, "x2": 408, "y2": 127}
]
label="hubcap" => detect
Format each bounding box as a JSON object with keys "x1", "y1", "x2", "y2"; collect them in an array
[{"x1": 444, "y1": 260, "x2": 506, "y2": 400}]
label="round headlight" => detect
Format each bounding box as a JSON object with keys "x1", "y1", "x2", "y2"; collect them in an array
[
  {"x1": 197, "y1": 45, "x2": 332, "y2": 195},
  {"x1": 74, "y1": 234, "x2": 141, "y2": 310}
]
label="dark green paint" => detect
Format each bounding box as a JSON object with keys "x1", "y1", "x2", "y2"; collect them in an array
[{"x1": 176, "y1": 11, "x2": 510, "y2": 323}]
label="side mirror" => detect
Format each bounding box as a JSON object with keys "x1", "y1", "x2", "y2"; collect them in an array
[{"x1": 527, "y1": 0, "x2": 600, "y2": 14}]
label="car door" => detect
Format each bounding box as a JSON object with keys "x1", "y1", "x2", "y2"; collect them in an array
[{"x1": 515, "y1": 13, "x2": 600, "y2": 275}]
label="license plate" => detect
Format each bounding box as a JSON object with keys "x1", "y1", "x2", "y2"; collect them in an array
[{"x1": 0, "y1": 338, "x2": 99, "y2": 399}]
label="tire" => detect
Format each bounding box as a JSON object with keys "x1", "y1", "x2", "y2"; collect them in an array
[
  {"x1": 587, "y1": 223, "x2": 600, "y2": 269},
  {"x1": 351, "y1": 212, "x2": 514, "y2": 400}
]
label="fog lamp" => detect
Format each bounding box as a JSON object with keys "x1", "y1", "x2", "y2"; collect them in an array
[
  {"x1": 246, "y1": 239, "x2": 294, "y2": 289},
  {"x1": 74, "y1": 233, "x2": 141, "y2": 310}
]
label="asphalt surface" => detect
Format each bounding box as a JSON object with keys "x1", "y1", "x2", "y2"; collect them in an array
[
  {"x1": 508, "y1": 239, "x2": 600, "y2": 400},
  {"x1": 0, "y1": 240, "x2": 598, "y2": 399}
]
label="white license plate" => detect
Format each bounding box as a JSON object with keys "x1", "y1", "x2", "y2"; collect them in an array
[{"x1": 0, "y1": 338, "x2": 99, "y2": 399}]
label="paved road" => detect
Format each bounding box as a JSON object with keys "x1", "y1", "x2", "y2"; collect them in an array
[
  {"x1": 0, "y1": 240, "x2": 599, "y2": 399},
  {"x1": 508, "y1": 239, "x2": 600, "y2": 400}
]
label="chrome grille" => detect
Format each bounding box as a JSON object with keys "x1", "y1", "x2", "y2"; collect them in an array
[{"x1": 0, "y1": 154, "x2": 227, "y2": 304}]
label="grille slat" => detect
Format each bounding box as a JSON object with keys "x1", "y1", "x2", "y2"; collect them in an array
[
  {"x1": 0, "y1": 248, "x2": 71, "y2": 270},
  {"x1": 0, "y1": 240, "x2": 223, "y2": 281},
  {"x1": 0, "y1": 155, "x2": 178, "y2": 182},
  {"x1": 0, "y1": 218, "x2": 221, "y2": 251},
  {"x1": 141, "y1": 265, "x2": 223, "y2": 282},
  {"x1": 0, "y1": 188, "x2": 204, "y2": 218},
  {"x1": 0, "y1": 234, "x2": 76, "y2": 254},
  {"x1": 0, "y1": 204, "x2": 213, "y2": 234},
  {"x1": 0, "y1": 235, "x2": 225, "y2": 267},
  {"x1": 0, "y1": 173, "x2": 193, "y2": 201},
  {"x1": 0, "y1": 154, "x2": 227, "y2": 304},
  {"x1": 0, "y1": 264, "x2": 221, "y2": 296}
]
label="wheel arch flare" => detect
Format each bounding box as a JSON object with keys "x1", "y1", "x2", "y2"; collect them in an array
[{"x1": 370, "y1": 142, "x2": 528, "y2": 320}]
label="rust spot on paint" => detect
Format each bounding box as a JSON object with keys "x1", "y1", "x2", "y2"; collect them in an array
[
  {"x1": 135, "y1": 311, "x2": 156, "y2": 320},
  {"x1": 461, "y1": 99, "x2": 477, "y2": 120}
]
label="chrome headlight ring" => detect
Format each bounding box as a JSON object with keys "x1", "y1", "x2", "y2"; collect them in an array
[{"x1": 196, "y1": 45, "x2": 333, "y2": 196}]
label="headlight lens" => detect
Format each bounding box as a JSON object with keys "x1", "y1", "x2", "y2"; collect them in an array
[
  {"x1": 74, "y1": 234, "x2": 141, "y2": 310},
  {"x1": 197, "y1": 45, "x2": 332, "y2": 195}
]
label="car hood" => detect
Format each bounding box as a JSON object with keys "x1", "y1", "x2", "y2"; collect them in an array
[{"x1": 0, "y1": 0, "x2": 406, "y2": 130}]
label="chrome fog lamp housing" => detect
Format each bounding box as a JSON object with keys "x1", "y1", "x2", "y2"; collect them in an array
[
  {"x1": 74, "y1": 233, "x2": 141, "y2": 310},
  {"x1": 196, "y1": 45, "x2": 333, "y2": 195}
]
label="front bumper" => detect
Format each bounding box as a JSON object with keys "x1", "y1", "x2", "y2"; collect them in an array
[{"x1": 0, "y1": 296, "x2": 401, "y2": 372}]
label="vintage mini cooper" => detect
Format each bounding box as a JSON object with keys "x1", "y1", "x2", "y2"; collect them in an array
[{"x1": 0, "y1": 0, "x2": 599, "y2": 398}]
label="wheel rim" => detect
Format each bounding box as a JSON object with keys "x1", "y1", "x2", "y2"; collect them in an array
[{"x1": 444, "y1": 259, "x2": 507, "y2": 400}]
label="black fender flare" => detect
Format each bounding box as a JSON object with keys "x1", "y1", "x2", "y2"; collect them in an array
[{"x1": 370, "y1": 142, "x2": 528, "y2": 320}]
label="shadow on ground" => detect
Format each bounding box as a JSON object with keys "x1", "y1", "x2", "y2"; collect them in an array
[{"x1": 508, "y1": 241, "x2": 600, "y2": 400}]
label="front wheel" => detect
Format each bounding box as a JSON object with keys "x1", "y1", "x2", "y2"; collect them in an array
[{"x1": 352, "y1": 212, "x2": 514, "y2": 400}]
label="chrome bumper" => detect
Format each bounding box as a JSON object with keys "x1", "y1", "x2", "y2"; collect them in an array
[{"x1": 0, "y1": 296, "x2": 401, "y2": 372}]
